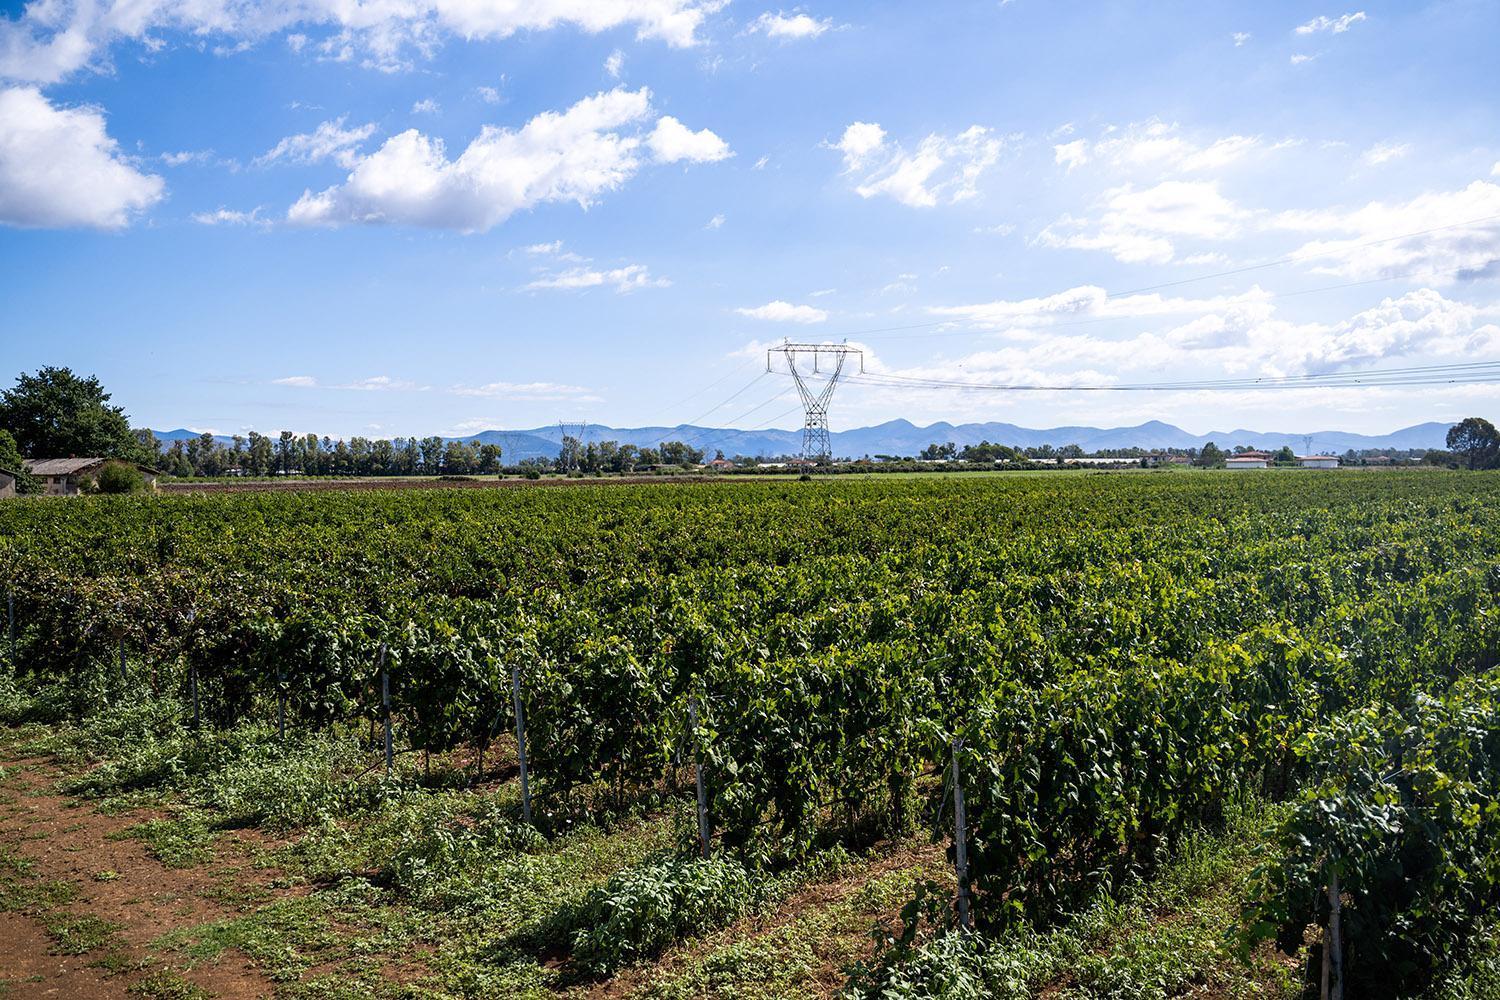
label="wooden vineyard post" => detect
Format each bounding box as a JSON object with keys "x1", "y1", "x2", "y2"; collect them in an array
[
  {"x1": 380, "y1": 644, "x2": 392, "y2": 778},
  {"x1": 951, "y1": 737, "x2": 973, "y2": 931},
  {"x1": 511, "y1": 659, "x2": 533, "y2": 825},
  {"x1": 689, "y1": 696, "x2": 710, "y2": 860},
  {"x1": 190, "y1": 663, "x2": 200, "y2": 730}
]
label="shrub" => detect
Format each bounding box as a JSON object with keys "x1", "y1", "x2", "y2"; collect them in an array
[
  {"x1": 571, "y1": 857, "x2": 754, "y2": 974},
  {"x1": 94, "y1": 461, "x2": 147, "y2": 494}
]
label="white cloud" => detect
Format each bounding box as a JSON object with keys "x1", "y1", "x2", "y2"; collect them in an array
[
  {"x1": 1290, "y1": 53, "x2": 1317, "y2": 64},
  {"x1": 648, "y1": 115, "x2": 732, "y2": 163},
  {"x1": 869, "y1": 288, "x2": 1497, "y2": 398},
  {"x1": 411, "y1": 98, "x2": 440, "y2": 115},
  {"x1": 1037, "y1": 180, "x2": 1249, "y2": 263},
  {"x1": 705, "y1": 212, "x2": 725, "y2": 229},
  {"x1": 476, "y1": 85, "x2": 501, "y2": 104},
  {"x1": 1233, "y1": 31, "x2": 1251, "y2": 46},
  {"x1": 929, "y1": 285, "x2": 1274, "y2": 329},
  {"x1": 450, "y1": 380, "x2": 596, "y2": 399},
  {"x1": 524, "y1": 240, "x2": 563, "y2": 254},
  {"x1": 834, "y1": 121, "x2": 886, "y2": 168},
  {"x1": 1067, "y1": 120, "x2": 1262, "y2": 175},
  {"x1": 1493, "y1": 161, "x2": 1500, "y2": 177},
  {"x1": 736, "y1": 300, "x2": 828, "y2": 323},
  {"x1": 838, "y1": 122, "x2": 1008, "y2": 208},
  {"x1": 750, "y1": 11, "x2": 831, "y2": 39},
  {"x1": 526, "y1": 263, "x2": 668, "y2": 292},
  {"x1": 1295, "y1": 11, "x2": 1367, "y2": 34},
  {"x1": 1272, "y1": 180, "x2": 1500, "y2": 282},
  {"x1": 287, "y1": 88, "x2": 726, "y2": 232},
  {"x1": 1361, "y1": 141, "x2": 1410, "y2": 165},
  {"x1": 257, "y1": 116, "x2": 375, "y2": 168},
  {"x1": 753, "y1": 154, "x2": 769, "y2": 170},
  {"x1": 272, "y1": 374, "x2": 428, "y2": 390},
  {"x1": 0, "y1": 86, "x2": 163, "y2": 228},
  {"x1": 191, "y1": 206, "x2": 267, "y2": 226},
  {"x1": 0, "y1": 0, "x2": 718, "y2": 85},
  {"x1": 1054, "y1": 139, "x2": 1088, "y2": 171},
  {"x1": 605, "y1": 48, "x2": 624, "y2": 78}
]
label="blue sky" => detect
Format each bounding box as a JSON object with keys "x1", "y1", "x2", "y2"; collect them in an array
[{"x1": 2, "y1": 0, "x2": 1499, "y2": 439}]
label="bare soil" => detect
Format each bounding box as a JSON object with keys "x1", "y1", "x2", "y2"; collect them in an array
[{"x1": 0, "y1": 757, "x2": 279, "y2": 1000}]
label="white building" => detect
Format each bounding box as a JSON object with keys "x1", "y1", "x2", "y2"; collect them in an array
[
  {"x1": 1225, "y1": 456, "x2": 1268, "y2": 470},
  {"x1": 1298, "y1": 455, "x2": 1340, "y2": 469}
]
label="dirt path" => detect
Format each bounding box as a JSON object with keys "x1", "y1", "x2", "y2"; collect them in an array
[{"x1": 0, "y1": 757, "x2": 278, "y2": 1000}]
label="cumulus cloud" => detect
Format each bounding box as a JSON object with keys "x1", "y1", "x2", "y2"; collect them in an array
[
  {"x1": 256, "y1": 116, "x2": 375, "y2": 168},
  {"x1": 1272, "y1": 180, "x2": 1500, "y2": 282},
  {"x1": 1054, "y1": 139, "x2": 1088, "y2": 171},
  {"x1": 1233, "y1": 31, "x2": 1251, "y2": 46},
  {"x1": 604, "y1": 48, "x2": 624, "y2": 78},
  {"x1": 411, "y1": 98, "x2": 440, "y2": 115},
  {"x1": 750, "y1": 11, "x2": 831, "y2": 39},
  {"x1": 736, "y1": 300, "x2": 828, "y2": 323},
  {"x1": 834, "y1": 121, "x2": 886, "y2": 168},
  {"x1": 870, "y1": 288, "x2": 1497, "y2": 397},
  {"x1": 286, "y1": 88, "x2": 727, "y2": 232},
  {"x1": 525, "y1": 263, "x2": 668, "y2": 292},
  {"x1": 1295, "y1": 11, "x2": 1367, "y2": 34},
  {"x1": 1036, "y1": 180, "x2": 1249, "y2": 263},
  {"x1": 647, "y1": 115, "x2": 732, "y2": 163},
  {"x1": 0, "y1": 85, "x2": 163, "y2": 228},
  {"x1": 835, "y1": 120, "x2": 1008, "y2": 208},
  {"x1": 0, "y1": 0, "x2": 718, "y2": 85}
]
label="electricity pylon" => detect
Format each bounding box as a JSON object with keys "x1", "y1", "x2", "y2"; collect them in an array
[{"x1": 769, "y1": 342, "x2": 864, "y2": 462}]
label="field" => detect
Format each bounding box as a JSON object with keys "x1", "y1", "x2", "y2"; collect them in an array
[{"x1": 2, "y1": 472, "x2": 1500, "y2": 1000}]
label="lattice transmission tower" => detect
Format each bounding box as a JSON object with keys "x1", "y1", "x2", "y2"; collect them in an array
[{"x1": 768, "y1": 342, "x2": 864, "y2": 462}]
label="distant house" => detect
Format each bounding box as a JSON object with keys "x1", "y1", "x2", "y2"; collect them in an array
[
  {"x1": 1298, "y1": 455, "x2": 1340, "y2": 469},
  {"x1": 0, "y1": 467, "x2": 16, "y2": 498},
  {"x1": 1234, "y1": 450, "x2": 1273, "y2": 461},
  {"x1": 22, "y1": 458, "x2": 161, "y2": 496},
  {"x1": 707, "y1": 458, "x2": 736, "y2": 471},
  {"x1": 1225, "y1": 456, "x2": 1268, "y2": 470}
]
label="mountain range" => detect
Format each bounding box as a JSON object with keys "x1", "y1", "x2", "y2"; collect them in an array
[{"x1": 151, "y1": 420, "x2": 1453, "y2": 463}]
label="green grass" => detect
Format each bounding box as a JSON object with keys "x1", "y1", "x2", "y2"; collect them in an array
[{"x1": 44, "y1": 911, "x2": 124, "y2": 955}]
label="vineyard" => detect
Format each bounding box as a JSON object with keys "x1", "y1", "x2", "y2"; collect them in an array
[{"x1": 3, "y1": 471, "x2": 1500, "y2": 999}]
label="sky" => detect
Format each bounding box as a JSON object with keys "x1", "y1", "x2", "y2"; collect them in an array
[{"x1": 2, "y1": 0, "x2": 1499, "y2": 440}]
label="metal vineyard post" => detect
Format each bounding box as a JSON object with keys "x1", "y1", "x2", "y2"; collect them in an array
[
  {"x1": 952, "y1": 737, "x2": 972, "y2": 930},
  {"x1": 512, "y1": 658, "x2": 533, "y2": 825},
  {"x1": 689, "y1": 695, "x2": 710, "y2": 860}
]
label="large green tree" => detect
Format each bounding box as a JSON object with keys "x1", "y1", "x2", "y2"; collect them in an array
[
  {"x1": 0, "y1": 429, "x2": 40, "y2": 493},
  {"x1": 0, "y1": 367, "x2": 143, "y2": 461},
  {"x1": 1446, "y1": 417, "x2": 1500, "y2": 470}
]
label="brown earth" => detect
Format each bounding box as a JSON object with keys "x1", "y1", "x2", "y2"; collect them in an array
[{"x1": 0, "y1": 757, "x2": 279, "y2": 1000}]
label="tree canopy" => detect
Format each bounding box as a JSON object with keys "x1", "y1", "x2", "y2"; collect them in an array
[
  {"x1": 0, "y1": 367, "x2": 146, "y2": 462},
  {"x1": 1446, "y1": 417, "x2": 1500, "y2": 470}
]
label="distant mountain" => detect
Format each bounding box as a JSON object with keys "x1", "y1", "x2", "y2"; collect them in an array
[{"x1": 149, "y1": 420, "x2": 1453, "y2": 462}]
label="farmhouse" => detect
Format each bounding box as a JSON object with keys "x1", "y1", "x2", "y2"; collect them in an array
[
  {"x1": 1225, "y1": 456, "x2": 1269, "y2": 470},
  {"x1": 1298, "y1": 455, "x2": 1340, "y2": 469},
  {"x1": 22, "y1": 458, "x2": 161, "y2": 496}
]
